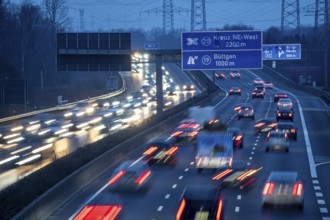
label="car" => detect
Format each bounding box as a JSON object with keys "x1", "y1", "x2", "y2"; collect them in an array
[
  {"x1": 230, "y1": 70, "x2": 241, "y2": 79},
  {"x1": 229, "y1": 87, "x2": 241, "y2": 95},
  {"x1": 143, "y1": 137, "x2": 178, "y2": 166},
  {"x1": 262, "y1": 171, "x2": 304, "y2": 209},
  {"x1": 73, "y1": 205, "x2": 123, "y2": 220},
  {"x1": 214, "y1": 72, "x2": 226, "y2": 79},
  {"x1": 276, "y1": 107, "x2": 294, "y2": 121},
  {"x1": 237, "y1": 103, "x2": 255, "y2": 120},
  {"x1": 171, "y1": 123, "x2": 201, "y2": 142},
  {"x1": 264, "y1": 81, "x2": 274, "y2": 89},
  {"x1": 277, "y1": 98, "x2": 293, "y2": 109},
  {"x1": 253, "y1": 77, "x2": 264, "y2": 85},
  {"x1": 227, "y1": 127, "x2": 244, "y2": 148},
  {"x1": 203, "y1": 119, "x2": 227, "y2": 131},
  {"x1": 276, "y1": 121, "x2": 297, "y2": 140},
  {"x1": 182, "y1": 82, "x2": 195, "y2": 91},
  {"x1": 166, "y1": 86, "x2": 178, "y2": 96},
  {"x1": 176, "y1": 185, "x2": 224, "y2": 220},
  {"x1": 108, "y1": 160, "x2": 152, "y2": 192},
  {"x1": 265, "y1": 130, "x2": 289, "y2": 152},
  {"x1": 252, "y1": 89, "x2": 264, "y2": 99},
  {"x1": 212, "y1": 167, "x2": 262, "y2": 188},
  {"x1": 274, "y1": 91, "x2": 288, "y2": 102},
  {"x1": 254, "y1": 83, "x2": 265, "y2": 92},
  {"x1": 254, "y1": 117, "x2": 278, "y2": 134}
]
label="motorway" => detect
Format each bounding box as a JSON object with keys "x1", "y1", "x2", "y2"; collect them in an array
[
  {"x1": 26, "y1": 67, "x2": 330, "y2": 220},
  {"x1": 0, "y1": 62, "x2": 199, "y2": 191}
]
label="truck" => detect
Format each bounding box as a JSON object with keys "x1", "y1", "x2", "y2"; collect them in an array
[
  {"x1": 195, "y1": 131, "x2": 233, "y2": 173},
  {"x1": 188, "y1": 106, "x2": 216, "y2": 127}
]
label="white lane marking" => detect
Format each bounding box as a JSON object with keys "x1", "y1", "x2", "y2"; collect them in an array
[
  {"x1": 235, "y1": 207, "x2": 240, "y2": 212},
  {"x1": 157, "y1": 206, "x2": 163, "y2": 211},
  {"x1": 256, "y1": 139, "x2": 259, "y2": 142},
  {"x1": 247, "y1": 162, "x2": 251, "y2": 166},
  {"x1": 190, "y1": 162, "x2": 194, "y2": 165},
  {"x1": 253, "y1": 147, "x2": 256, "y2": 150},
  {"x1": 323, "y1": 217, "x2": 330, "y2": 220},
  {"x1": 316, "y1": 192, "x2": 324, "y2": 197},
  {"x1": 165, "y1": 194, "x2": 170, "y2": 199},
  {"x1": 313, "y1": 180, "x2": 320, "y2": 184},
  {"x1": 247, "y1": 69, "x2": 318, "y2": 178},
  {"x1": 318, "y1": 200, "x2": 326, "y2": 205},
  {"x1": 254, "y1": 143, "x2": 258, "y2": 146},
  {"x1": 256, "y1": 136, "x2": 260, "y2": 140},
  {"x1": 249, "y1": 157, "x2": 253, "y2": 160},
  {"x1": 320, "y1": 208, "x2": 328, "y2": 213},
  {"x1": 172, "y1": 184, "x2": 177, "y2": 189},
  {"x1": 179, "y1": 176, "x2": 183, "y2": 180},
  {"x1": 185, "y1": 168, "x2": 189, "y2": 172},
  {"x1": 251, "y1": 152, "x2": 255, "y2": 155},
  {"x1": 314, "y1": 186, "x2": 321, "y2": 190},
  {"x1": 237, "y1": 195, "x2": 242, "y2": 200}
]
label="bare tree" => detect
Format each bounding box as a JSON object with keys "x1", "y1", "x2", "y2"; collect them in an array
[{"x1": 43, "y1": 0, "x2": 69, "y2": 76}]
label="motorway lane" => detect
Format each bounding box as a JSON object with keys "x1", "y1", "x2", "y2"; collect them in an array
[{"x1": 34, "y1": 68, "x2": 327, "y2": 220}]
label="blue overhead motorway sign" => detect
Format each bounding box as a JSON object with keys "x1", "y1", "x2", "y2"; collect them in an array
[
  {"x1": 181, "y1": 30, "x2": 262, "y2": 70},
  {"x1": 263, "y1": 44, "x2": 301, "y2": 60}
]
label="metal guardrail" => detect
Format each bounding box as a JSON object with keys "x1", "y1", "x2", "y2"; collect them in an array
[
  {"x1": 263, "y1": 65, "x2": 330, "y2": 103},
  {"x1": 0, "y1": 73, "x2": 127, "y2": 123}
]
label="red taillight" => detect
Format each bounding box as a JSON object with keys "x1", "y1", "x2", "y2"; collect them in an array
[
  {"x1": 230, "y1": 90, "x2": 233, "y2": 92},
  {"x1": 188, "y1": 131, "x2": 198, "y2": 137},
  {"x1": 108, "y1": 171, "x2": 126, "y2": 185},
  {"x1": 166, "y1": 146, "x2": 179, "y2": 155},
  {"x1": 255, "y1": 122, "x2": 265, "y2": 128},
  {"x1": 74, "y1": 205, "x2": 122, "y2": 220},
  {"x1": 263, "y1": 182, "x2": 275, "y2": 195},
  {"x1": 235, "y1": 135, "x2": 243, "y2": 141},
  {"x1": 234, "y1": 106, "x2": 241, "y2": 111},
  {"x1": 292, "y1": 183, "x2": 303, "y2": 196},
  {"x1": 252, "y1": 92, "x2": 256, "y2": 95},
  {"x1": 171, "y1": 131, "x2": 183, "y2": 137},
  {"x1": 212, "y1": 169, "x2": 233, "y2": 180},
  {"x1": 291, "y1": 129, "x2": 296, "y2": 133},
  {"x1": 143, "y1": 146, "x2": 158, "y2": 155},
  {"x1": 135, "y1": 170, "x2": 151, "y2": 185},
  {"x1": 289, "y1": 113, "x2": 293, "y2": 117},
  {"x1": 237, "y1": 90, "x2": 241, "y2": 92},
  {"x1": 216, "y1": 197, "x2": 223, "y2": 220},
  {"x1": 176, "y1": 198, "x2": 186, "y2": 220},
  {"x1": 277, "y1": 113, "x2": 281, "y2": 116},
  {"x1": 239, "y1": 110, "x2": 242, "y2": 113}
]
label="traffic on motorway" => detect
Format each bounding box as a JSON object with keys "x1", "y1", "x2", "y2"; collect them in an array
[
  {"x1": 42, "y1": 68, "x2": 328, "y2": 220},
  {"x1": 0, "y1": 58, "x2": 199, "y2": 191}
]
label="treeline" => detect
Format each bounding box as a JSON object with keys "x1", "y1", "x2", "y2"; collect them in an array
[{"x1": 0, "y1": 0, "x2": 329, "y2": 89}]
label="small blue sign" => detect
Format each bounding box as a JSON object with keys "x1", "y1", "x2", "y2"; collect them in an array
[
  {"x1": 182, "y1": 30, "x2": 262, "y2": 51},
  {"x1": 263, "y1": 44, "x2": 301, "y2": 60},
  {"x1": 182, "y1": 50, "x2": 262, "y2": 70},
  {"x1": 144, "y1": 43, "x2": 160, "y2": 50},
  {"x1": 181, "y1": 30, "x2": 262, "y2": 70}
]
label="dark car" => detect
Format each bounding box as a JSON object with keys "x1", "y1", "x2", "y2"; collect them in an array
[
  {"x1": 176, "y1": 185, "x2": 224, "y2": 220},
  {"x1": 227, "y1": 127, "x2": 244, "y2": 148},
  {"x1": 171, "y1": 123, "x2": 200, "y2": 142},
  {"x1": 274, "y1": 91, "x2": 288, "y2": 102},
  {"x1": 276, "y1": 108, "x2": 294, "y2": 121},
  {"x1": 276, "y1": 121, "x2": 297, "y2": 140},
  {"x1": 262, "y1": 171, "x2": 304, "y2": 209},
  {"x1": 229, "y1": 87, "x2": 241, "y2": 95},
  {"x1": 143, "y1": 137, "x2": 178, "y2": 166},
  {"x1": 214, "y1": 72, "x2": 226, "y2": 79},
  {"x1": 237, "y1": 103, "x2": 255, "y2": 120},
  {"x1": 230, "y1": 70, "x2": 241, "y2": 79},
  {"x1": 252, "y1": 89, "x2": 264, "y2": 99},
  {"x1": 254, "y1": 117, "x2": 278, "y2": 134},
  {"x1": 108, "y1": 160, "x2": 152, "y2": 192}
]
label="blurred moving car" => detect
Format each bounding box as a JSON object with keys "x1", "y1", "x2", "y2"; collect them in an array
[
  {"x1": 254, "y1": 117, "x2": 277, "y2": 134},
  {"x1": 171, "y1": 123, "x2": 200, "y2": 142},
  {"x1": 73, "y1": 205, "x2": 123, "y2": 220},
  {"x1": 264, "y1": 81, "x2": 274, "y2": 89},
  {"x1": 265, "y1": 130, "x2": 289, "y2": 152},
  {"x1": 212, "y1": 167, "x2": 262, "y2": 188},
  {"x1": 108, "y1": 160, "x2": 152, "y2": 192},
  {"x1": 229, "y1": 87, "x2": 241, "y2": 95},
  {"x1": 230, "y1": 70, "x2": 241, "y2": 79},
  {"x1": 237, "y1": 103, "x2": 255, "y2": 120},
  {"x1": 252, "y1": 89, "x2": 264, "y2": 99},
  {"x1": 276, "y1": 122, "x2": 297, "y2": 140},
  {"x1": 176, "y1": 185, "x2": 224, "y2": 220},
  {"x1": 214, "y1": 72, "x2": 226, "y2": 79},
  {"x1": 262, "y1": 171, "x2": 304, "y2": 209},
  {"x1": 276, "y1": 108, "x2": 294, "y2": 121},
  {"x1": 253, "y1": 77, "x2": 265, "y2": 85},
  {"x1": 227, "y1": 127, "x2": 244, "y2": 148},
  {"x1": 143, "y1": 137, "x2": 178, "y2": 166},
  {"x1": 274, "y1": 91, "x2": 288, "y2": 102},
  {"x1": 277, "y1": 98, "x2": 293, "y2": 109},
  {"x1": 182, "y1": 82, "x2": 195, "y2": 91}
]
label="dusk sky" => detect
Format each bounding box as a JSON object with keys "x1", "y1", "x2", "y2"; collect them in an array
[{"x1": 9, "y1": 0, "x2": 315, "y2": 31}]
